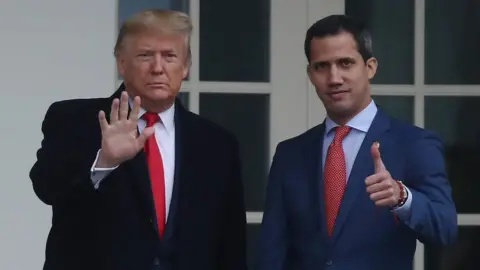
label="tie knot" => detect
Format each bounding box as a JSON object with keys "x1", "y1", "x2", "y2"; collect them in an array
[
  {"x1": 333, "y1": 125, "x2": 351, "y2": 143},
  {"x1": 142, "y1": 112, "x2": 160, "y2": 127}
]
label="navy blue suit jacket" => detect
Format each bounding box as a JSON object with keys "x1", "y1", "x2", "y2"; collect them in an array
[{"x1": 256, "y1": 109, "x2": 457, "y2": 270}]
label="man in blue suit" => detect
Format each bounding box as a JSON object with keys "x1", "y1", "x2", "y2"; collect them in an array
[{"x1": 256, "y1": 14, "x2": 457, "y2": 270}]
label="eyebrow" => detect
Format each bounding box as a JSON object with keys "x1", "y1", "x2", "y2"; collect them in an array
[
  {"x1": 136, "y1": 48, "x2": 177, "y2": 53},
  {"x1": 312, "y1": 57, "x2": 355, "y2": 65}
]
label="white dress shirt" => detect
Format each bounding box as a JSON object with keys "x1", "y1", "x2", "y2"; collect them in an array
[{"x1": 90, "y1": 103, "x2": 176, "y2": 219}]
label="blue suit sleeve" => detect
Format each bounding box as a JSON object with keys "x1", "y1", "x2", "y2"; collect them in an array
[
  {"x1": 256, "y1": 143, "x2": 287, "y2": 270},
  {"x1": 402, "y1": 131, "x2": 457, "y2": 245}
]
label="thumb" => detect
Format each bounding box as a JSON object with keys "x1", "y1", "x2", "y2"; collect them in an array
[
  {"x1": 136, "y1": 127, "x2": 155, "y2": 149},
  {"x1": 371, "y1": 141, "x2": 385, "y2": 172}
]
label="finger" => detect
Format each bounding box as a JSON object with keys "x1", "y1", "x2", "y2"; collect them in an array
[
  {"x1": 366, "y1": 182, "x2": 386, "y2": 194},
  {"x1": 110, "y1": 98, "x2": 120, "y2": 123},
  {"x1": 371, "y1": 141, "x2": 386, "y2": 173},
  {"x1": 365, "y1": 171, "x2": 385, "y2": 186},
  {"x1": 365, "y1": 171, "x2": 391, "y2": 186},
  {"x1": 119, "y1": 91, "x2": 129, "y2": 120},
  {"x1": 136, "y1": 127, "x2": 155, "y2": 149},
  {"x1": 374, "y1": 197, "x2": 397, "y2": 207},
  {"x1": 129, "y1": 96, "x2": 141, "y2": 122},
  {"x1": 366, "y1": 175, "x2": 393, "y2": 193},
  {"x1": 98, "y1": 110, "x2": 109, "y2": 131},
  {"x1": 369, "y1": 189, "x2": 394, "y2": 202},
  {"x1": 365, "y1": 174, "x2": 380, "y2": 186}
]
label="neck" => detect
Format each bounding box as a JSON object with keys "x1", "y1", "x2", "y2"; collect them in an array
[
  {"x1": 141, "y1": 98, "x2": 175, "y2": 113},
  {"x1": 328, "y1": 114, "x2": 353, "y2": 126},
  {"x1": 328, "y1": 97, "x2": 371, "y2": 125}
]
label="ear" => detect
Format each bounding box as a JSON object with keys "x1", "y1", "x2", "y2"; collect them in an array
[
  {"x1": 182, "y1": 67, "x2": 189, "y2": 79},
  {"x1": 116, "y1": 54, "x2": 126, "y2": 78},
  {"x1": 366, "y1": 57, "x2": 378, "y2": 80},
  {"x1": 306, "y1": 64, "x2": 314, "y2": 82}
]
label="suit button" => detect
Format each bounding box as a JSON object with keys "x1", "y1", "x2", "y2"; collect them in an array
[
  {"x1": 153, "y1": 257, "x2": 160, "y2": 265},
  {"x1": 326, "y1": 260, "x2": 333, "y2": 266}
]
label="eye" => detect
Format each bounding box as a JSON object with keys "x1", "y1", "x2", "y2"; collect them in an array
[
  {"x1": 339, "y1": 58, "x2": 354, "y2": 67},
  {"x1": 137, "y1": 52, "x2": 154, "y2": 60},
  {"x1": 313, "y1": 62, "x2": 329, "y2": 70},
  {"x1": 164, "y1": 53, "x2": 177, "y2": 61}
]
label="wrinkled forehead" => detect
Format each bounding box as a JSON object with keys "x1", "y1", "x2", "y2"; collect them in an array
[
  {"x1": 128, "y1": 31, "x2": 187, "y2": 48},
  {"x1": 118, "y1": 31, "x2": 189, "y2": 59}
]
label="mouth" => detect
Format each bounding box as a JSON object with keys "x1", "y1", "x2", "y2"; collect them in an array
[
  {"x1": 328, "y1": 90, "x2": 350, "y2": 100},
  {"x1": 147, "y1": 83, "x2": 168, "y2": 89}
]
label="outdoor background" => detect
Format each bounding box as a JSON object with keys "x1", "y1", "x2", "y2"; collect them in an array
[{"x1": 0, "y1": 0, "x2": 479, "y2": 269}]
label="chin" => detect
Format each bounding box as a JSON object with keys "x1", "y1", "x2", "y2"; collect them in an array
[
  {"x1": 327, "y1": 103, "x2": 355, "y2": 117},
  {"x1": 328, "y1": 99, "x2": 351, "y2": 109},
  {"x1": 145, "y1": 88, "x2": 171, "y2": 98}
]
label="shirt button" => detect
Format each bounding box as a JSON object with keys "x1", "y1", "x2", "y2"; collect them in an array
[
  {"x1": 326, "y1": 260, "x2": 333, "y2": 266},
  {"x1": 153, "y1": 257, "x2": 160, "y2": 265}
]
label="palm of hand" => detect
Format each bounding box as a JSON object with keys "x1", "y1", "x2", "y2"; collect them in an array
[
  {"x1": 101, "y1": 119, "x2": 142, "y2": 164},
  {"x1": 97, "y1": 91, "x2": 154, "y2": 167}
]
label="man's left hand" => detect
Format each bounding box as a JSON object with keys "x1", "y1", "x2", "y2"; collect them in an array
[{"x1": 365, "y1": 142, "x2": 401, "y2": 207}]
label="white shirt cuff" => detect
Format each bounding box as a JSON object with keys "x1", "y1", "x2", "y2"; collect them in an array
[{"x1": 90, "y1": 149, "x2": 118, "y2": 189}]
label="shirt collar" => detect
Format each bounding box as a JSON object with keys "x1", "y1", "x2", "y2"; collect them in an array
[
  {"x1": 325, "y1": 99, "x2": 378, "y2": 135},
  {"x1": 128, "y1": 97, "x2": 175, "y2": 135}
]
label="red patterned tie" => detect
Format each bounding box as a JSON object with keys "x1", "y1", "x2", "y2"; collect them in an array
[
  {"x1": 324, "y1": 125, "x2": 351, "y2": 236},
  {"x1": 142, "y1": 112, "x2": 166, "y2": 237}
]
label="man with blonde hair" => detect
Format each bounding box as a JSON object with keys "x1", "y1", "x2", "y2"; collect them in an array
[{"x1": 30, "y1": 9, "x2": 247, "y2": 270}]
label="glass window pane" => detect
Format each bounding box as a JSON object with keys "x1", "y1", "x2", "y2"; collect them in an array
[
  {"x1": 199, "y1": 0, "x2": 270, "y2": 82},
  {"x1": 176, "y1": 92, "x2": 189, "y2": 110},
  {"x1": 425, "y1": 226, "x2": 480, "y2": 270},
  {"x1": 425, "y1": 97, "x2": 480, "y2": 213},
  {"x1": 247, "y1": 224, "x2": 261, "y2": 270},
  {"x1": 372, "y1": 95, "x2": 414, "y2": 123},
  {"x1": 199, "y1": 93, "x2": 269, "y2": 211},
  {"x1": 425, "y1": 0, "x2": 480, "y2": 84},
  {"x1": 345, "y1": 0, "x2": 414, "y2": 84}
]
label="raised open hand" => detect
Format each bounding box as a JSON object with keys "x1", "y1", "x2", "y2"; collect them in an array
[{"x1": 96, "y1": 91, "x2": 154, "y2": 168}]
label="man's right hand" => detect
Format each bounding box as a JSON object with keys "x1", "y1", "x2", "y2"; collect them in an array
[{"x1": 96, "y1": 91, "x2": 154, "y2": 168}]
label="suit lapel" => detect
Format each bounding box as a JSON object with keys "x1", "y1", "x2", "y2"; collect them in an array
[
  {"x1": 124, "y1": 97, "x2": 191, "y2": 239},
  {"x1": 162, "y1": 98, "x2": 190, "y2": 241},
  {"x1": 330, "y1": 110, "x2": 391, "y2": 242},
  {"x1": 306, "y1": 123, "x2": 329, "y2": 238}
]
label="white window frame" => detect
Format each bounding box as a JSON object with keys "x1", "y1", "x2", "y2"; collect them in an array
[
  {"x1": 187, "y1": 0, "x2": 309, "y2": 227},
  {"x1": 117, "y1": 0, "x2": 480, "y2": 267},
  {"x1": 117, "y1": 0, "x2": 310, "y2": 225}
]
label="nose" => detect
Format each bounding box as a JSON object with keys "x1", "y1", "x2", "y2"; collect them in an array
[
  {"x1": 327, "y1": 65, "x2": 343, "y2": 86},
  {"x1": 152, "y1": 54, "x2": 165, "y2": 74}
]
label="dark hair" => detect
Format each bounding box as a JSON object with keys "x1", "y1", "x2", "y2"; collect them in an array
[{"x1": 304, "y1": 14, "x2": 373, "y2": 63}]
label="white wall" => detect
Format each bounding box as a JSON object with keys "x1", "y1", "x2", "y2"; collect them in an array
[{"x1": 0, "y1": 0, "x2": 116, "y2": 268}]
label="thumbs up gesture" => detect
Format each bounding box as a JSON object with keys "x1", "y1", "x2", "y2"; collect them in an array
[{"x1": 365, "y1": 141, "x2": 401, "y2": 207}]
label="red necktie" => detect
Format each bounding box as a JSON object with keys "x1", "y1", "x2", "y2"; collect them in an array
[
  {"x1": 142, "y1": 112, "x2": 166, "y2": 237},
  {"x1": 324, "y1": 125, "x2": 351, "y2": 236}
]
